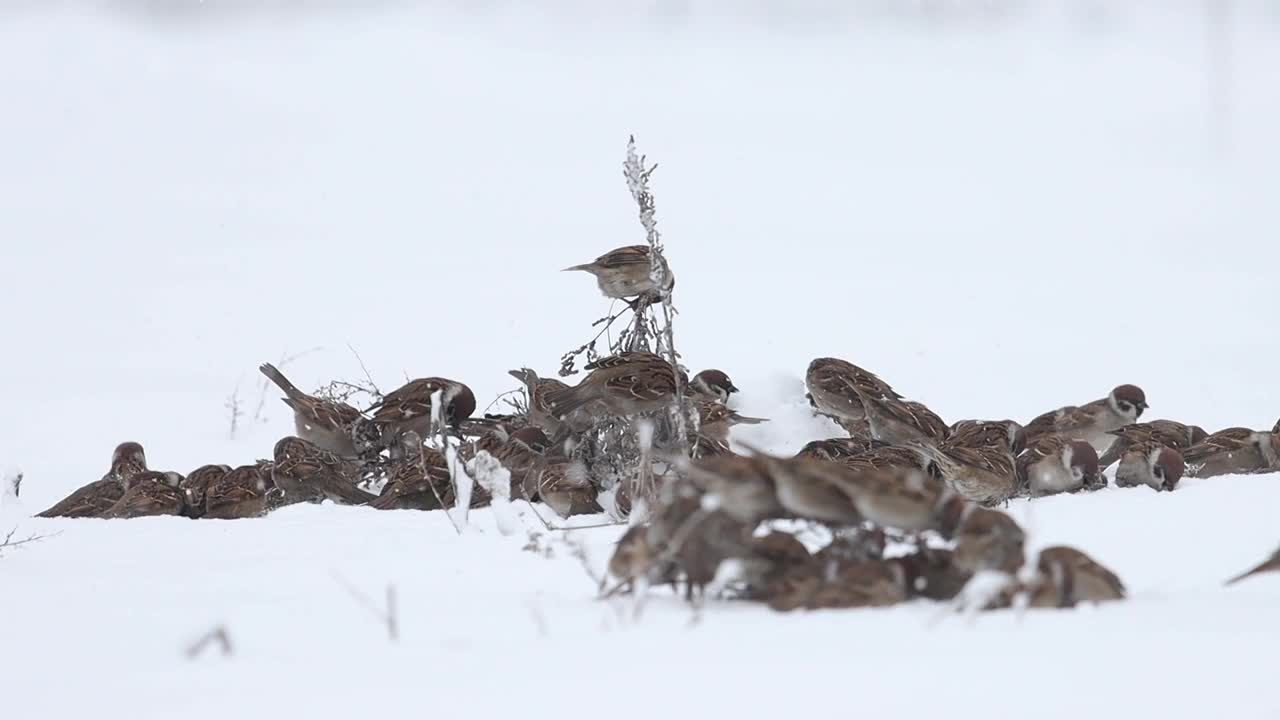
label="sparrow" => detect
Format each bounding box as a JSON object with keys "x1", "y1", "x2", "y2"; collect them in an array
[
  {"x1": 1224, "y1": 544, "x2": 1280, "y2": 586},
  {"x1": 259, "y1": 363, "x2": 379, "y2": 459},
  {"x1": 892, "y1": 548, "x2": 971, "y2": 601},
  {"x1": 1023, "y1": 384, "x2": 1148, "y2": 454},
  {"x1": 948, "y1": 419, "x2": 1026, "y2": 455},
  {"x1": 837, "y1": 446, "x2": 957, "y2": 534},
  {"x1": 691, "y1": 432, "x2": 734, "y2": 458},
  {"x1": 909, "y1": 439, "x2": 1018, "y2": 506},
  {"x1": 1027, "y1": 546, "x2": 1127, "y2": 607},
  {"x1": 482, "y1": 426, "x2": 552, "y2": 500},
  {"x1": 180, "y1": 465, "x2": 231, "y2": 519},
  {"x1": 1097, "y1": 420, "x2": 1208, "y2": 469},
  {"x1": 203, "y1": 461, "x2": 275, "y2": 519},
  {"x1": 805, "y1": 558, "x2": 910, "y2": 610},
  {"x1": 272, "y1": 436, "x2": 376, "y2": 506},
  {"x1": 851, "y1": 388, "x2": 949, "y2": 445},
  {"x1": 36, "y1": 441, "x2": 149, "y2": 518},
  {"x1": 952, "y1": 507, "x2": 1026, "y2": 575},
  {"x1": 695, "y1": 399, "x2": 767, "y2": 444},
  {"x1": 370, "y1": 446, "x2": 455, "y2": 511},
  {"x1": 690, "y1": 369, "x2": 738, "y2": 404},
  {"x1": 1182, "y1": 427, "x2": 1280, "y2": 478},
  {"x1": 676, "y1": 453, "x2": 789, "y2": 525},
  {"x1": 562, "y1": 245, "x2": 674, "y2": 301},
  {"x1": 103, "y1": 471, "x2": 186, "y2": 519},
  {"x1": 804, "y1": 357, "x2": 901, "y2": 436},
  {"x1": 508, "y1": 368, "x2": 572, "y2": 435},
  {"x1": 1016, "y1": 436, "x2": 1103, "y2": 497},
  {"x1": 534, "y1": 460, "x2": 602, "y2": 518},
  {"x1": 1114, "y1": 442, "x2": 1184, "y2": 492},
  {"x1": 793, "y1": 437, "x2": 889, "y2": 462},
  {"x1": 370, "y1": 377, "x2": 477, "y2": 447},
  {"x1": 545, "y1": 352, "x2": 682, "y2": 420}
]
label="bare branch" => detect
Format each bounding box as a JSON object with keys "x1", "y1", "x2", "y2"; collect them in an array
[
  {"x1": 331, "y1": 572, "x2": 399, "y2": 643},
  {"x1": 184, "y1": 625, "x2": 233, "y2": 659}
]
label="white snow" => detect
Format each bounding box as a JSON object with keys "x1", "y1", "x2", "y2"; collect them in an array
[{"x1": 2, "y1": 2, "x2": 1279, "y2": 718}]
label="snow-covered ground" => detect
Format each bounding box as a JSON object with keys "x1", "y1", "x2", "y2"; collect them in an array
[{"x1": 2, "y1": 2, "x2": 1278, "y2": 718}]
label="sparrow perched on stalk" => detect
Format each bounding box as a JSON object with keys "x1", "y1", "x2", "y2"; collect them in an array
[
  {"x1": 370, "y1": 377, "x2": 476, "y2": 448},
  {"x1": 1182, "y1": 426, "x2": 1280, "y2": 478},
  {"x1": 690, "y1": 369, "x2": 739, "y2": 404},
  {"x1": 1097, "y1": 420, "x2": 1207, "y2": 469},
  {"x1": 36, "y1": 441, "x2": 148, "y2": 518},
  {"x1": 180, "y1": 465, "x2": 231, "y2": 519},
  {"x1": 508, "y1": 368, "x2": 573, "y2": 436},
  {"x1": 259, "y1": 363, "x2": 379, "y2": 459},
  {"x1": 481, "y1": 426, "x2": 552, "y2": 501},
  {"x1": 1224, "y1": 545, "x2": 1280, "y2": 586},
  {"x1": 804, "y1": 357, "x2": 900, "y2": 437},
  {"x1": 272, "y1": 436, "x2": 376, "y2": 506},
  {"x1": 1114, "y1": 442, "x2": 1184, "y2": 492},
  {"x1": 203, "y1": 461, "x2": 275, "y2": 519},
  {"x1": 562, "y1": 245, "x2": 674, "y2": 301},
  {"x1": 1016, "y1": 436, "x2": 1103, "y2": 497},
  {"x1": 103, "y1": 471, "x2": 186, "y2": 519},
  {"x1": 1023, "y1": 384, "x2": 1148, "y2": 454},
  {"x1": 545, "y1": 352, "x2": 683, "y2": 420}
]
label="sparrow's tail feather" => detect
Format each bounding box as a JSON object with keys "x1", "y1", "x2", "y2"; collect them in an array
[
  {"x1": 561, "y1": 264, "x2": 595, "y2": 273},
  {"x1": 327, "y1": 483, "x2": 378, "y2": 506},
  {"x1": 259, "y1": 363, "x2": 305, "y2": 402},
  {"x1": 1224, "y1": 561, "x2": 1271, "y2": 586},
  {"x1": 733, "y1": 415, "x2": 769, "y2": 426}
]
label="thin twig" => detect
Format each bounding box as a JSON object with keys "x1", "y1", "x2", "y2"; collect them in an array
[
  {"x1": 184, "y1": 625, "x2": 233, "y2": 659},
  {"x1": 332, "y1": 572, "x2": 399, "y2": 642}
]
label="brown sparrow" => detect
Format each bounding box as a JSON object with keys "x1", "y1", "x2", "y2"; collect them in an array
[
  {"x1": 272, "y1": 436, "x2": 376, "y2": 506},
  {"x1": 892, "y1": 548, "x2": 971, "y2": 601},
  {"x1": 371, "y1": 377, "x2": 477, "y2": 447},
  {"x1": 1016, "y1": 436, "x2": 1103, "y2": 497},
  {"x1": 203, "y1": 461, "x2": 275, "y2": 519},
  {"x1": 1027, "y1": 546, "x2": 1126, "y2": 607},
  {"x1": 485, "y1": 426, "x2": 552, "y2": 501},
  {"x1": 1097, "y1": 420, "x2": 1208, "y2": 469},
  {"x1": 545, "y1": 352, "x2": 682, "y2": 420},
  {"x1": 36, "y1": 441, "x2": 148, "y2": 518},
  {"x1": 948, "y1": 419, "x2": 1026, "y2": 455},
  {"x1": 677, "y1": 454, "x2": 788, "y2": 525},
  {"x1": 259, "y1": 363, "x2": 378, "y2": 459},
  {"x1": 562, "y1": 245, "x2": 674, "y2": 301},
  {"x1": 103, "y1": 471, "x2": 186, "y2": 519},
  {"x1": 508, "y1": 368, "x2": 572, "y2": 435},
  {"x1": 690, "y1": 369, "x2": 738, "y2": 404},
  {"x1": 806, "y1": 558, "x2": 910, "y2": 610},
  {"x1": 534, "y1": 460, "x2": 601, "y2": 518},
  {"x1": 1183, "y1": 427, "x2": 1280, "y2": 478},
  {"x1": 910, "y1": 439, "x2": 1018, "y2": 506},
  {"x1": 852, "y1": 388, "x2": 949, "y2": 445},
  {"x1": 180, "y1": 465, "x2": 231, "y2": 519},
  {"x1": 695, "y1": 398, "x2": 767, "y2": 444},
  {"x1": 1114, "y1": 442, "x2": 1184, "y2": 491},
  {"x1": 952, "y1": 507, "x2": 1026, "y2": 575},
  {"x1": 1023, "y1": 384, "x2": 1148, "y2": 454},
  {"x1": 804, "y1": 357, "x2": 900, "y2": 436},
  {"x1": 793, "y1": 436, "x2": 889, "y2": 462},
  {"x1": 1225, "y1": 544, "x2": 1280, "y2": 586},
  {"x1": 838, "y1": 446, "x2": 956, "y2": 533},
  {"x1": 370, "y1": 446, "x2": 454, "y2": 511},
  {"x1": 691, "y1": 432, "x2": 734, "y2": 458}
]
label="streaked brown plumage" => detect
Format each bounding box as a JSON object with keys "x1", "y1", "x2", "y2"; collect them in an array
[
  {"x1": 1098, "y1": 420, "x2": 1208, "y2": 469},
  {"x1": 1225, "y1": 544, "x2": 1280, "y2": 586},
  {"x1": 953, "y1": 507, "x2": 1026, "y2": 575},
  {"x1": 181, "y1": 464, "x2": 231, "y2": 519},
  {"x1": 545, "y1": 353, "x2": 682, "y2": 420},
  {"x1": 1016, "y1": 436, "x2": 1103, "y2": 497},
  {"x1": 804, "y1": 357, "x2": 900, "y2": 436},
  {"x1": 1115, "y1": 442, "x2": 1184, "y2": 491},
  {"x1": 562, "y1": 245, "x2": 674, "y2": 300},
  {"x1": 508, "y1": 368, "x2": 571, "y2": 435},
  {"x1": 371, "y1": 377, "x2": 477, "y2": 446},
  {"x1": 204, "y1": 462, "x2": 275, "y2": 519},
  {"x1": 103, "y1": 471, "x2": 186, "y2": 519},
  {"x1": 1183, "y1": 427, "x2": 1280, "y2": 478},
  {"x1": 534, "y1": 460, "x2": 601, "y2": 518},
  {"x1": 272, "y1": 436, "x2": 375, "y2": 506},
  {"x1": 36, "y1": 441, "x2": 149, "y2": 518},
  {"x1": 259, "y1": 363, "x2": 376, "y2": 458}
]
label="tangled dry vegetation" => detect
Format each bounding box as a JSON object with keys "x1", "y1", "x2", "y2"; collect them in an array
[{"x1": 27, "y1": 138, "x2": 1280, "y2": 607}]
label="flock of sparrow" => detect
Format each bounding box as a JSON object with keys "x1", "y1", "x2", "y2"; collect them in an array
[{"x1": 29, "y1": 244, "x2": 1280, "y2": 609}]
